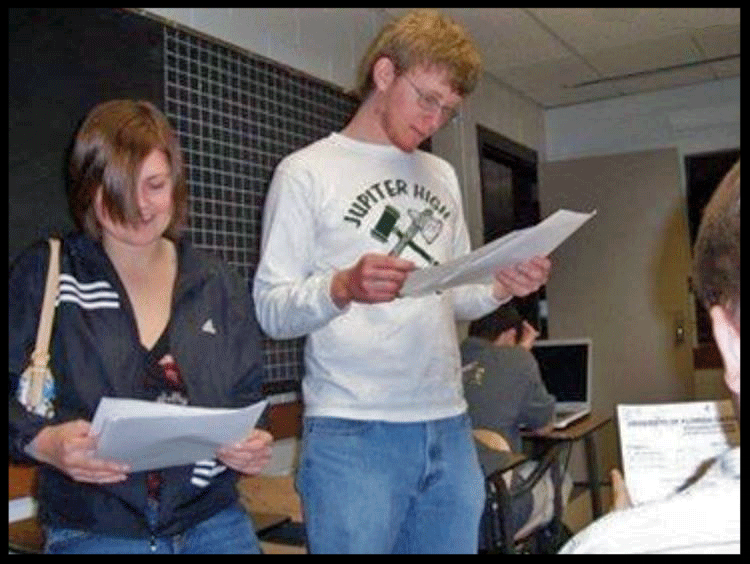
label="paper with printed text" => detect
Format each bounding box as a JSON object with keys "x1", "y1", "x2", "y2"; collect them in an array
[{"x1": 617, "y1": 400, "x2": 740, "y2": 505}]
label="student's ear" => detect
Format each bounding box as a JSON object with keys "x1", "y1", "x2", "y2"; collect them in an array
[
  {"x1": 93, "y1": 186, "x2": 105, "y2": 222},
  {"x1": 372, "y1": 56, "x2": 397, "y2": 92},
  {"x1": 709, "y1": 305, "x2": 740, "y2": 395}
]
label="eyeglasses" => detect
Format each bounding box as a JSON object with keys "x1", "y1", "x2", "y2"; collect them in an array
[{"x1": 402, "y1": 75, "x2": 460, "y2": 124}]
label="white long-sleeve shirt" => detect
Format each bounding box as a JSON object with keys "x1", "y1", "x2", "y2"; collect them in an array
[
  {"x1": 254, "y1": 133, "x2": 503, "y2": 422},
  {"x1": 559, "y1": 447, "x2": 740, "y2": 554}
]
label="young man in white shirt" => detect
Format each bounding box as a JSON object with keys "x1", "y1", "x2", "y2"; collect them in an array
[{"x1": 254, "y1": 9, "x2": 550, "y2": 553}]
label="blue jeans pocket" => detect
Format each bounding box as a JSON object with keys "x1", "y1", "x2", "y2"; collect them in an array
[{"x1": 304, "y1": 416, "x2": 374, "y2": 437}]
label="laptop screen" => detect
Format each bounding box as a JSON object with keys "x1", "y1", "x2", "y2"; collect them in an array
[{"x1": 530, "y1": 339, "x2": 592, "y2": 404}]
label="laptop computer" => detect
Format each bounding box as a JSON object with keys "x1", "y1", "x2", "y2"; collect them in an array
[{"x1": 530, "y1": 338, "x2": 593, "y2": 429}]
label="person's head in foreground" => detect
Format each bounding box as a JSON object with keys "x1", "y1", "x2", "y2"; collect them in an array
[
  {"x1": 557, "y1": 161, "x2": 741, "y2": 555},
  {"x1": 693, "y1": 160, "x2": 740, "y2": 414}
]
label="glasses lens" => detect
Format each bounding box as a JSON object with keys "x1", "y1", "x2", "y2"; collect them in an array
[{"x1": 406, "y1": 76, "x2": 459, "y2": 123}]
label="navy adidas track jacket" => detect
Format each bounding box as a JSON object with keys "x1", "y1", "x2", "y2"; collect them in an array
[{"x1": 9, "y1": 232, "x2": 266, "y2": 538}]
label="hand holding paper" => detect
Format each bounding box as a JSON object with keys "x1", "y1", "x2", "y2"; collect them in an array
[
  {"x1": 610, "y1": 468, "x2": 633, "y2": 511},
  {"x1": 216, "y1": 428, "x2": 273, "y2": 475},
  {"x1": 25, "y1": 419, "x2": 130, "y2": 484},
  {"x1": 331, "y1": 253, "x2": 415, "y2": 308},
  {"x1": 492, "y1": 255, "x2": 551, "y2": 302}
]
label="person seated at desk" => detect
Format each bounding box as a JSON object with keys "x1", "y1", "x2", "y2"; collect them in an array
[
  {"x1": 8, "y1": 99, "x2": 273, "y2": 554},
  {"x1": 461, "y1": 304, "x2": 571, "y2": 541},
  {"x1": 559, "y1": 160, "x2": 740, "y2": 554}
]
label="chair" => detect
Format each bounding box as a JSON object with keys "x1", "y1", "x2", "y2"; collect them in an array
[{"x1": 474, "y1": 428, "x2": 572, "y2": 554}]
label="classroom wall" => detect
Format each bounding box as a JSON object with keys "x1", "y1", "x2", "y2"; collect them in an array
[
  {"x1": 544, "y1": 80, "x2": 740, "y2": 335},
  {"x1": 544, "y1": 78, "x2": 740, "y2": 392},
  {"x1": 545, "y1": 76, "x2": 740, "y2": 165},
  {"x1": 541, "y1": 147, "x2": 696, "y2": 483}
]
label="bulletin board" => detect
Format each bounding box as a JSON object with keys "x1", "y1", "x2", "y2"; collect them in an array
[{"x1": 8, "y1": 8, "x2": 360, "y2": 394}]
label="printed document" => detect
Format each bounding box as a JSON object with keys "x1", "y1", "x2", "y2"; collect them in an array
[
  {"x1": 400, "y1": 209, "x2": 595, "y2": 297},
  {"x1": 91, "y1": 397, "x2": 268, "y2": 472},
  {"x1": 617, "y1": 400, "x2": 740, "y2": 505}
]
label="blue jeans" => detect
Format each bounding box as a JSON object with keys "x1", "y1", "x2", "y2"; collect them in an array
[
  {"x1": 45, "y1": 501, "x2": 262, "y2": 554},
  {"x1": 296, "y1": 413, "x2": 485, "y2": 554}
]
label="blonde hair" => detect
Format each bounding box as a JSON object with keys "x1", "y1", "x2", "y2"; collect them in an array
[
  {"x1": 68, "y1": 99, "x2": 188, "y2": 240},
  {"x1": 355, "y1": 9, "x2": 482, "y2": 101}
]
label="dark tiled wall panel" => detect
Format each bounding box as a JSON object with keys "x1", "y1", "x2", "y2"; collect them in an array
[{"x1": 163, "y1": 26, "x2": 358, "y2": 393}]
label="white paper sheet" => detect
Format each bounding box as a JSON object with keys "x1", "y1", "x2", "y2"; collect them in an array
[
  {"x1": 399, "y1": 209, "x2": 596, "y2": 297},
  {"x1": 91, "y1": 397, "x2": 269, "y2": 472},
  {"x1": 617, "y1": 400, "x2": 740, "y2": 505}
]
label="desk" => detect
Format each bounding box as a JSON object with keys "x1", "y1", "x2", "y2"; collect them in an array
[{"x1": 522, "y1": 412, "x2": 612, "y2": 520}]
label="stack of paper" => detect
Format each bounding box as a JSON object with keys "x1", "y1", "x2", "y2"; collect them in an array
[
  {"x1": 617, "y1": 400, "x2": 740, "y2": 505},
  {"x1": 91, "y1": 397, "x2": 268, "y2": 472},
  {"x1": 400, "y1": 209, "x2": 596, "y2": 297}
]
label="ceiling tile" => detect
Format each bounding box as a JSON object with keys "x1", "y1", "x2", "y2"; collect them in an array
[
  {"x1": 499, "y1": 56, "x2": 621, "y2": 108},
  {"x1": 710, "y1": 57, "x2": 741, "y2": 79},
  {"x1": 612, "y1": 63, "x2": 716, "y2": 95},
  {"x1": 691, "y1": 24, "x2": 741, "y2": 58},
  {"x1": 527, "y1": 8, "x2": 740, "y2": 53},
  {"x1": 652, "y1": 8, "x2": 740, "y2": 31},
  {"x1": 583, "y1": 33, "x2": 701, "y2": 78},
  {"x1": 442, "y1": 8, "x2": 572, "y2": 70}
]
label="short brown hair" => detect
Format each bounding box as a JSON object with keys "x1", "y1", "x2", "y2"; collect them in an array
[
  {"x1": 68, "y1": 99, "x2": 188, "y2": 240},
  {"x1": 469, "y1": 304, "x2": 524, "y2": 343},
  {"x1": 355, "y1": 9, "x2": 482, "y2": 102},
  {"x1": 693, "y1": 160, "x2": 740, "y2": 323}
]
